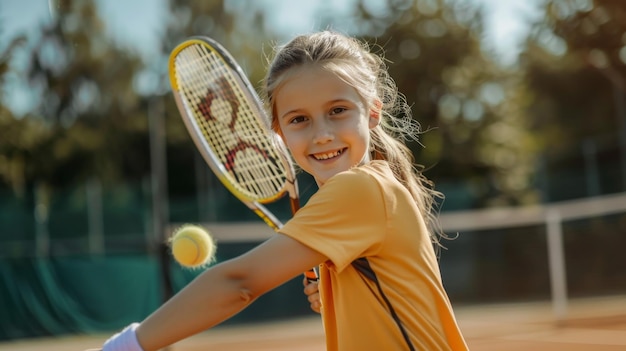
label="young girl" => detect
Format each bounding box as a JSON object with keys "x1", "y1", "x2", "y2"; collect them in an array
[{"x1": 92, "y1": 30, "x2": 468, "y2": 351}]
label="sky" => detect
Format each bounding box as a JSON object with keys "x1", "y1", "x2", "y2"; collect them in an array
[
  {"x1": 0, "y1": 0, "x2": 542, "y2": 115},
  {"x1": 0, "y1": 0, "x2": 167, "y2": 61},
  {"x1": 472, "y1": 0, "x2": 542, "y2": 64}
]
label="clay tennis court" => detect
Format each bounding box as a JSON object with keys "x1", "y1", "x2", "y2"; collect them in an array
[{"x1": 1, "y1": 295, "x2": 624, "y2": 350}]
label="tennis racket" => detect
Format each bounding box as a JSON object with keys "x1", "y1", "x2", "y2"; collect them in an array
[{"x1": 168, "y1": 36, "x2": 317, "y2": 283}]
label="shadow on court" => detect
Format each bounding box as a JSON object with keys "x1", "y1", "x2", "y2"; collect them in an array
[{"x1": 0, "y1": 295, "x2": 624, "y2": 351}]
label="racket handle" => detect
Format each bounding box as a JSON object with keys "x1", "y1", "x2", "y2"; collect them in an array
[{"x1": 305, "y1": 268, "x2": 318, "y2": 283}]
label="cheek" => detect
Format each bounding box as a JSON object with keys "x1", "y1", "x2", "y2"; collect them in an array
[
  {"x1": 354, "y1": 119, "x2": 372, "y2": 141},
  {"x1": 281, "y1": 134, "x2": 303, "y2": 155}
]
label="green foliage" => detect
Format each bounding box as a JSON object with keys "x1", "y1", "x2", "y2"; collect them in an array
[
  {"x1": 523, "y1": 0, "x2": 626, "y2": 150},
  {"x1": 0, "y1": 0, "x2": 152, "y2": 192},
  {"x1": 520, "y1": 0, "x2": 626, "y2": 199}
]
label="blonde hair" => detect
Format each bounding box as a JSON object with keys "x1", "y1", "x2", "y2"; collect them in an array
[{"x1": 263, "y1": 31, "x2": 446, "y2": 246}]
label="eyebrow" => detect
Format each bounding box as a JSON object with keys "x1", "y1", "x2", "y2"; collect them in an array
[
  {"x1": 279, "y1": 98, "x2": 356, "y2": 120},
  {"x1": 278, "y1": 107, "x2": 304, "y2": 121},
  {"x1": 279, "y1": 111, "x2": 298, "y2": 122}
]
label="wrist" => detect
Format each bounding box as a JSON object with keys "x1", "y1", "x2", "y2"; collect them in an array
[{"x1": 102, "y1": 323, "x2": 143, "y2": 351}]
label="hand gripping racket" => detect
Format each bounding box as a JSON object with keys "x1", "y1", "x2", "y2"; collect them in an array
[{"x1": 168, "y1": 36, "x2": 318, "y2": 283}]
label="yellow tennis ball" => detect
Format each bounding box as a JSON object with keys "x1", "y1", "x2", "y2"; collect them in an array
[{"x1": 170, "y1": 224, "x2": 216, "y2": 268}]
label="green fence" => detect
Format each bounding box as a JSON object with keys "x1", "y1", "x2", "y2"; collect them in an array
[{"x1": 0, "y1": 249, "x2": 311, "y2": 341}]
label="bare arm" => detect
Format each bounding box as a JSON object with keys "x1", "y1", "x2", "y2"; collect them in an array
[{"x1": 133, "y1": 233, "x2": 325, "y2": 351}]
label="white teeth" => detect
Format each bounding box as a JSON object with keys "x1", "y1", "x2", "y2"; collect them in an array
[{"x1": 313, "y1": 150, "x2": 342, "y2": 160}]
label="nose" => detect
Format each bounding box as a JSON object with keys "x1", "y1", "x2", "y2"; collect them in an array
[{"x1": 312, "y1": 118, "x2": 334, "y2": 144}]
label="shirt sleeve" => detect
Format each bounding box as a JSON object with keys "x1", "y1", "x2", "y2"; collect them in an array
[{"x1": 278, "y1": 168, "x2": 387, "y2": 272}]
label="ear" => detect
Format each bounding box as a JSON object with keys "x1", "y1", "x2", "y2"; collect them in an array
[{"x1": 368, "y1": 99, "x2": 382, "y2": 129}]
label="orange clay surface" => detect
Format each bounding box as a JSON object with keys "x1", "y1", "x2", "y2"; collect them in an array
[{"x1": 1, "y1": 295, "x2": 624, "y2": 351}]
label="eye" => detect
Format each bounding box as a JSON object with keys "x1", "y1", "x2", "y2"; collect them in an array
[
  {"x1": 289, "y1": 115, "x2": 308, "y2": 124},
  {"x1": 329, "y1": 106, "x2": 347, "y2": 115}
]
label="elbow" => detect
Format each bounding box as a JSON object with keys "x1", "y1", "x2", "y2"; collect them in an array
[
  {"x1": 224, "y1": 268, "x2": 266, "y2": 304},
  {"x1": 235, "y1": 277, "x2": 268, "y2": 302},
  {"x1": 238, "y1": 287, "x2": 255, "y2": 303},
  {"x1": 218, "y1": 257, "x2": 274, "y2": 304}
]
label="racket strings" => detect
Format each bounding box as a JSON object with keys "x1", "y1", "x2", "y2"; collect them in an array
[{"x1": 174, "y1": 43, "x2": 288, "y2": 201}]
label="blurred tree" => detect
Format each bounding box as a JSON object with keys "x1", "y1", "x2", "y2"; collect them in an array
[
  {"x1": 521, "y1": 0, "x2": 626, "y2": 198},
  {"x1": 344, "y1": 0, "x2": 541, "y2": 207},
  {"x1": 0, "y1": 0, "x2": 149, "y2": 192},
  {"x1": 0, "y1": 29, "x2": 32, "y2": 197}
]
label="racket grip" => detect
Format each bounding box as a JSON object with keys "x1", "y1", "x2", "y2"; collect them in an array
[{"x1": 305, "y1": 268, "x2": 318, "y2": 283}]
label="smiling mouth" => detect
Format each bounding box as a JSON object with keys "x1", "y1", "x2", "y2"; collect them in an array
[{"x1": 312, "y1": 148, "x2": 345, "y2": 160}]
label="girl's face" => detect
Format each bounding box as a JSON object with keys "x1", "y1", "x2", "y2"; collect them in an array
[{"x1": 274, "y1": 65, "x2": 379, "y2": 186}]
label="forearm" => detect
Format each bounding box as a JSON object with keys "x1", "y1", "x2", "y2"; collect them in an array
[
  {"x1": 98, "y1": 234, "x2": 324, "y2": 351},
  {"x1": 136, "y1": 263, "x2": 256, "y2": 351}
]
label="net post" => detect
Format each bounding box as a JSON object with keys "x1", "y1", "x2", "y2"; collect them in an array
[
  {"x1": 148, "y1": 95, "x2": 173, "y2": 312},
  {"x1": 546, "y1": 209, "x2": 568, "y2": 323}
]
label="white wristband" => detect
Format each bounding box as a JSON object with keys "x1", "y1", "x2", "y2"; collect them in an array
[{"x1": 102, "y1": 323, "x2": 144, "y2": 351}]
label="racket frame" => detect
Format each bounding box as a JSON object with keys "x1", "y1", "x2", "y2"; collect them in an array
[
  {"x1": 169, "y1": 37, "x2": 317, "y2": 282},
  {"x1": 168, "y1": 36, "x2": 301, "y2": 231}
]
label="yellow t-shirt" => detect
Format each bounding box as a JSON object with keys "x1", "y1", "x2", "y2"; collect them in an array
[{"x1": 279, "y1": 161, "x2": 468, "y2": 351}]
